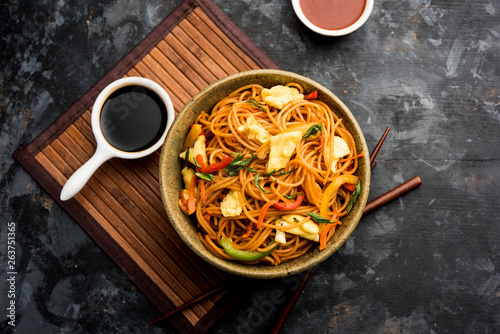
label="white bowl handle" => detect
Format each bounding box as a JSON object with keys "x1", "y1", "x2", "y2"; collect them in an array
[{"x1": 60, "y1": 146, "x2": 114, "y2": 201}]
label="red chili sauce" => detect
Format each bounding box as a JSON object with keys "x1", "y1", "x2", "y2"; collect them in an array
[{"x1": 299, "y1": 0, "x2": 366, "y2": 30}]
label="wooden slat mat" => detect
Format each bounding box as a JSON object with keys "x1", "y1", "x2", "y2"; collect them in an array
[{"x1": 13, "y1": 0, "x2": 279, "y2": 332}]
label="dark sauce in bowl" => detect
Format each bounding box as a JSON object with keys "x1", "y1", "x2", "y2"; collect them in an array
[{"x1": 99, "y1": 85, "x2": 168, "y2": 152}]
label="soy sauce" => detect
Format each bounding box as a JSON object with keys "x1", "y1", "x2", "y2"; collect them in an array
[{"x1": 99, "y1": 85, "x2": 167, "y2": 152}]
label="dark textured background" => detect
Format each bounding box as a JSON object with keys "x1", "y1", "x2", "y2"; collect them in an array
[{"x1": 1, "y1": 0, "x2": 499, "y2": 333}]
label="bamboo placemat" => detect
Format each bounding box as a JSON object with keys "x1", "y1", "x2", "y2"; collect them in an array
[{"x1": 13, "y1": 0, "x2": 279, "y2": 332}]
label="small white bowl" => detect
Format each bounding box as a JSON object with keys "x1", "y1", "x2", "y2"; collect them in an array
[{"x1": 292, "y1": 0, "x2": 374, "y2": 36}]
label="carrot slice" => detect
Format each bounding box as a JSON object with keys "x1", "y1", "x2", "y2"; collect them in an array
[
  {"x1": 199, "y1": 180, "x2": 206, "y2": 204},
  {"x1": 319, "y1": 209, "x2": 338, "y2": 250},
  {"x1": 257, "y1": 200, "x2": 278, "y2": 230},
  {"x1": 319, "y1": 224, "x2": 333, "y2": 250},
  {"x1": 187, "y1": 174, "x2": 197, "y2": 214}
]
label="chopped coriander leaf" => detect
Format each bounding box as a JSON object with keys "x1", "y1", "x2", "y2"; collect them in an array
[
  {"x1": 245, "y1": 98, "x2": 266, "y2": 112},
  {"x1": 302, "y1": 124, "x2": 323, "y2": 140},
  {"x1": 274, "y1": 168, "x2": 298, "y2": 177},
  {"x1": 224, "y1": 153, "x2": 256, "y2": 176},
  {"x1": 265, "y1": 168, "x2": 297, "y2": 177}
]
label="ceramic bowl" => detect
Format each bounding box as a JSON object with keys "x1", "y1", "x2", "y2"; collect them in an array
[
  {"x1": 292, "y1": 0, "x2": 374, "y2": 37},
  {"x1": 159, "y1": 69, "x2": 370, "y2": 279}
]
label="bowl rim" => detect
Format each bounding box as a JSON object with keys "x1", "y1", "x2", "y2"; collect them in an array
[
  {"x1": 159, "y1": 69, "x2": 370, "y2": 279},
  {"x1": 291, "y1": 0, "x2": 374, "y2": 37}
]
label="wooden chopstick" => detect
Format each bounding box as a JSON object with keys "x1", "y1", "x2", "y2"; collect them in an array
[
  {"x1": 269, "y1": 266, "x2": 316, "y2": 334},
  {"x1": 363, "y1": 176, "x2": 422, "y2": 215},
  {"x1": 148, "y1": 283, "x2": 229, "y2": 326},
  {"x1": 370, "y1": 127, "x2": 391, "y2": 169},
  {"x1": 269, "y1": 175, "x2": 422, "y2": 333}
]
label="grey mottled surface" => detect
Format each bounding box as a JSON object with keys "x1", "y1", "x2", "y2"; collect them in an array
[{"x1": 1, "y1": 0, "x2": 499, "y2": 333}]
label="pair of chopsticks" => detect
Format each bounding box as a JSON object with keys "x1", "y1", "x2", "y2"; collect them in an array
[
  {"x1": 149, "y1": 127, "x2": 422, "y2": 329},
  {"x1": 365, "y1": 127, "x2": 422, "y2": 214},
  {"x1": 269, "y1": 127, "x2": 422, "y2": 334}
]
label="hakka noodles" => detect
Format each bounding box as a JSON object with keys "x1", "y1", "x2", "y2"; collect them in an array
[{"x1": 176, "y1": 83, "x2": 363, "y2": 265}]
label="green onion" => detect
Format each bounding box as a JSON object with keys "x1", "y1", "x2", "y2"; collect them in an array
[
  {"x1": 306, "y1": 212, "x2": 336, "y2": 224},
  {"x1": 283, "y1": 194, "x2": 297, "y2": 200},
  {"x1": 193, "y1": 156, "x2": 201, "y2": 169},
  {"x1": 347, "y1": 181, "x2": 361, "y2": 213},
  {"x1": 196, "y1": 172, "x2": 215, "y2": 181},
  {"x1": 254, "y1": 172, "x2": 268, "y2": 194},
  {"x1": 245, "y1": 98, "x2": 266, "y2": 113},
  {"x1": 184, "y1": 147, "x2": 190, "y2": 167},
  {"x1": 265, "y1": 168, "x2": 297, "y2": 177}
]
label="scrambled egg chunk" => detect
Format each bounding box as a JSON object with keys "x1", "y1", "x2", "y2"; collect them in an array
[
  {"x1": 267, "y1": 131, "x2": 302, "y2": 174},
  {"x1": 238, "y1": 115, "x2": 271, "y2": 144},
  {"x1": 275, "y1": 214, "x2": 320, "y2": 243},
  {"x1": 275, "y1": 229, "x2": 287, "y2": 244},
  {"x1": 220, "y1": 189, "x2": 243, "y2": 217},
  {"x1": 328, "y1": 136, "x2": 351, "y2": 172},
  {"x1": 261, "y1": 85, "x2": 304, "y2": 109},
  {"x1": 179, "y1": 189, "x2": 189, "y2": 202},
  {"x1": 181, "y1": 167, "x2": 195, "y2": 189},
  {"x1": 179, "y1": 135, "x2": 207, "y2": 165}
]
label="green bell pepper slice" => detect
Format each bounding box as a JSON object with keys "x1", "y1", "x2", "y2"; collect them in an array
[{"x1": 220, "y1": 237, "x2": 277, "y2": 261}]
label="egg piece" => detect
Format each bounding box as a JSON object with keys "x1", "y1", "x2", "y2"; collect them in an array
[
  {"x1": 267, "y1": 131, "x2": 302, "y2": 174},
  {"x1": 261, "y1": 85, "x2": 304, "y2": 109},
  {"x1": 276, "y1": 214, "x2": 320, "y2": 242},
  {"x1": 220, "y1": 189, "x2": 243, "y2": 217},
  {"x1": 301, "y1": 221, "x2": 321, "y2": 235},
  {"x1": 328, "y1": 136, "x2": 351, "y2": 172},
  {"x1": 179, "y1": 135, "x2": 208, "y2": 165},
  {"x1": 275, "y1": 228, "x2": 287, "y2": 244},
  {"x1": 238, "y1": 115, "x2": 271, "y2": 144},
  {"x1": 181, "y1": 167, "x2": 195, "y2": 189}
]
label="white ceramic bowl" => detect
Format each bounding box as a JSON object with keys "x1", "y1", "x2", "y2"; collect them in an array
[
  {"x1": 292, "y1": 0, "x2": 374, "y2": 36},
  {"x1": 60, "y1": 77, "x2": 174, "y2": 201}
]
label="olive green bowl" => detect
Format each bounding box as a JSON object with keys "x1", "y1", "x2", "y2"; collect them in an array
[{"x1": 159, "y1": 69, "x2": 370, "y2": 279}]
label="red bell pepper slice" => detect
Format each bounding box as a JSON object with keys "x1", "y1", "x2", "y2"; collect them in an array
[
  {"x1": 196, "y1": 154, "x2": 231, "y2": 173},
  {"x1": 273, "y1": 188, "x2": 305, "y2": 210},
  {"x1": 304, "y1": 91, "x2": 318, "y2": 100},
  {"x1": 343, "y1": 183, "x2": 356, "y2": 192}
]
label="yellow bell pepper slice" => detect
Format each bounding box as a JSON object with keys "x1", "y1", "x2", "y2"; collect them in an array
[{"x1": 320, "y1": 174, "x2": 358, "y2": 218}]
